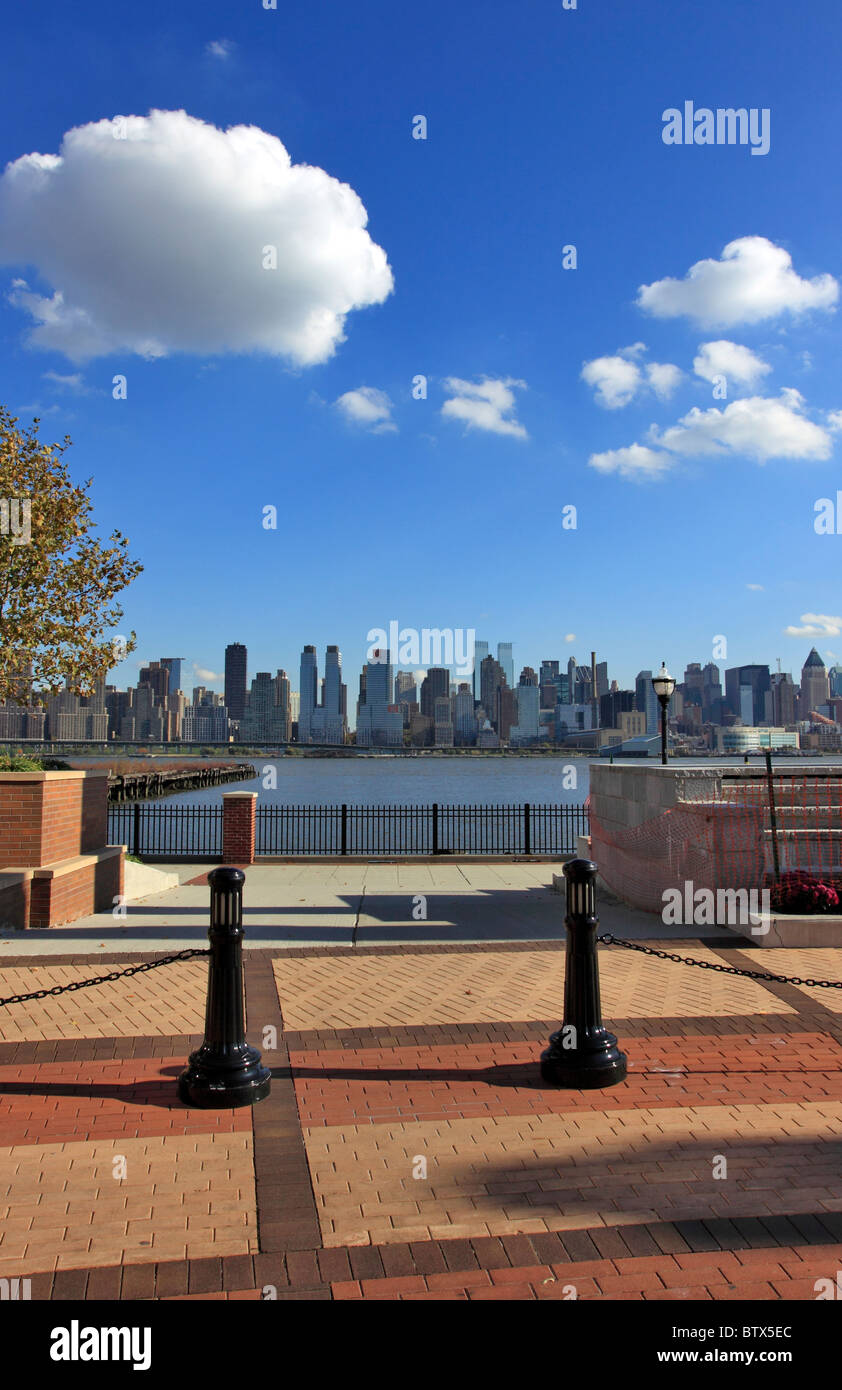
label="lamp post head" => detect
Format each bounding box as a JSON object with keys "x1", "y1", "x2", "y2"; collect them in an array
[{"x1": 652, "y1": 662, "x2": 676, "y2": 702}]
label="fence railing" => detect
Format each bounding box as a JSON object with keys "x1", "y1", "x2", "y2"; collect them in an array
[
  {"x1": 255, "y1": 802, "x2": 589, "y2": 857},
  {"x1": 108, "y1": 802, "x2": 589, "y2": 859},
  {"x1": 108, "y1": 803, "x2": 223, "y2": 858}
]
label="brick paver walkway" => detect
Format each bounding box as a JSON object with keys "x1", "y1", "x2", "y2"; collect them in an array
[{"x1": 2, "y1": 935, "x2": 842, "y2": 1300}]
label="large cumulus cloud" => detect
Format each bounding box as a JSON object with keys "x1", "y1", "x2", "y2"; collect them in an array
[{"x1": 0, "y1": 109, "x2": 394, "y2": 364}]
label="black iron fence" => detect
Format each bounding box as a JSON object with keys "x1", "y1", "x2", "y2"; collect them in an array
[
  {"x1": 109, "y1": 803, "x2": 223, "y2": 858},
  {"x1": 108, "y1": 801, "x2": 588, "y2": 859}
]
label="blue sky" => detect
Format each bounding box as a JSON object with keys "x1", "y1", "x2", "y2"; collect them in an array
[{"x1": 2, "y1": 0, "x2": 841, "y2": 702}]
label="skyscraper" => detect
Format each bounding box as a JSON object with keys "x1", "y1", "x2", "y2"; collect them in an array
[
  {"x1": 497, "y1": 642, "x2": 514, "y2": 690},
  {"x1": 473, "y1": 640, "x2": 489, "y2": 702},
  {"x1": 635, "y1": 671, "x2": 659, "y2": 735},
  {"x1": 420, "y1": 667, "x2": 449, "y2": 718},
  {"x1": 799, "y1": 648, "x2": 830, "y2": 719},
  {"x1": 224, "y1": 644, "x2": 247, "y2": 723},
  {"x1": 298, "y1": 645, "x2": 318, "y2": 743},
  {"x1": 725, "y1": 665, "x2": 771, "y2": 725},
  {"x1": 356, "y1": 649, "x2": 403, "y2": 746},
  {"x1": 160, "y1": 658, "x2": 185, "y2": 696}
]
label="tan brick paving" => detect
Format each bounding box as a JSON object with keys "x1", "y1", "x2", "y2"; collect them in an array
[
  {"x1": 0, "y1": 1132, "x2": 258, "y2": 1276},
  {"x1": 751, "y1": 948, "x2": 842, "y2": 1012},
  {"x1": 0, "y1": 960, "x2": 209, "y2": 1041},
  {"x1": 304, "y1": 1100, "x2": 842, "y2": 1248},
  {"x1": 272, "y1": 946, "x2": 793, "y2": 1030}
]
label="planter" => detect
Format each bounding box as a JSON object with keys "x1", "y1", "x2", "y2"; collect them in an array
[
  {"x1": 0, "y1": 771, "x2": 124, "y2": 928},
  {"x1": 727, "y1": 913, "x2": 842, "y2": 949}
]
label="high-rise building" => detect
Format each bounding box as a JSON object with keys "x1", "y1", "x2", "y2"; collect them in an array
[
  {"x1": 497, "y1": 642, "x2": 514, "y2": 690},
  {"x1": 395, "y1": 671, "x2": 418, "y2": 705},
  {"x1": 702, "y1": 662, "x2": 723, "y2": 722},
  {"x1": 766, "y1": 672, "x2": 797, "y2": 727},
  {"x1": 139, "y1": 661, "x2": 169, "y2": 705},
  {"x1": 473, "y1": 640, "x2": 489, "y2": 702},
  {"x1": 635, "y1": 671, "x2": 659, "y2": 735},
  {"x1": 510, "y1": 673, "x2": 540, "y2": 746},
  {"x1": 600, "y1": 689, "x2": 635, "y2": 728},
  {"x1": 298, "y1": 646, "x2": 318, "y2": 743},
  {"x1": 453, "y1": 684, "x2": 477, "y2": 746},
  {"x1": 433, "y1": 695, "x2": 454, "y2": 746},
  {"x1": 725, "y1": 665, "x2": 771, "y2": 725},
  {"x1": 799, "y1": 648, "x2": 830, "y2": 719},
  {"x1": 480, "y1": 656, "x2": 506, "y2": 732},
  {"x1": 356, "y1": 650, "x2": 403, "y2": 746},
  {"x1": 224, "y1": 644, "x2": 247, "y2": 723},
  {"x1": 160, "y1": 658, "x2": 185, "y2": 696},
  {"x1": 420, "y1": 667, "x2": 449, "y2": 718},
  {"x1": 830, "y1": 666, "x2": 842, "y2": 698}
]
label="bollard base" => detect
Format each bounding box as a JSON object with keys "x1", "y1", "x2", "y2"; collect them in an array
[
  {"x1": 178, "y1": 1044, "x2": 271, "y2": 1109},
  {"x1": 540, "y1": 1030, "x2": 627, "y2": 1089}
]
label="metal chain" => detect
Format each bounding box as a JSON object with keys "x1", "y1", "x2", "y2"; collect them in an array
[
  {"x1": 0, "y1": 948, "x2": 210, "y2": 1009},
  {"x1": 598, "y1": 933, "x2": 842, "y2": 990}
]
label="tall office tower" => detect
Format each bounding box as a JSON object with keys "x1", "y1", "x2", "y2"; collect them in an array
[
  {"x1": 395, "y1": 671, "x2": 418, "y2": 705},
  {"x1": 356, "y1": 649, "x2": 403, "y2": 746},
  {"x1": 540, "y1": 660, "x2": 560, "y2": 688},
  {"x1": 497, "y1": 643, "x2": 514, "y2": 690},
  {"x1": 567, "y1": 655, "x2": 578, "y2": 689},
  {"x1": 701, "y1": 662, "x2": 723, "y2": 720},
  {"x1": 473, "y1": 641, "x2": 490, "y2": 702},
  {"x1": 433, "y1": 695, "x2": 455, "y2": 746},
  {"x1": 480, "y1": 656, "x2": 506, "y2": 731},
  {"x1": 139, "y1": 661, "x2": 169, "y2": 705},
  {"x1": 274, "y1": 670, "x2": 292, "y2": 741},
  {"x1": 766, "y1": 672, "x2": 797, "y2": 726},
  {"x1": 725, "y1": 665, "x2": 771, "y2": 724},
  {"x1": 510, "y1": 673, "x2": 540, "y2": 745},
  {"x1": 453, "y1": 684, "x2": 477, "y2": 746},
  {"x1": 241, "y1": 673, "x2": 283, "y2": 742},
  {"x1": 683, "y1": 662, "x2": 704, "y2": 706},
  {"x1": 635, "y1": 671, "x2": 659, "y2": 735},
  {"x1": 224, "y1": 644, "x2": 247, "y2": 722},
  {"x1": 600, "y1": 689, "x2": 635, "y2": 728},
  {"x1": 497, "y1": 686, "x2": 518, "y2": 742},
  {"x1": 298, "y1": 645, "x2": 318, "y2": 743},
  {"x1": 160, "y1": 658, "x2": 185, "y2": 696},
  {"x1": 420, "y1": 667, "x2": 449, "y2": 718},
  {"x1": 799, "y1": 648, "x2": 830, "y2": 719},
  {"x1": 573, "y1": 665, "x2": 593, "y2": 706},
  {"x1": 595, "y1": 661, "x2": 609, "y2": 699},
  {"x1": 315, "y1": 645, "x2": 346, "y2": 744},
  {"x1": 830, "y1": 665, "x2": 842, "y2": 698}
]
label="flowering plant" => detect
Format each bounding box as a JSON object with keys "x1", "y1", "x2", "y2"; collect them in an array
[{"x1": 769, "y1": 871, "x2": 840, "y2": 914}]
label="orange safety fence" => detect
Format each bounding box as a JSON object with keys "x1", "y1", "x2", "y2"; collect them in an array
[{"x1": 588, "y1": 773, "x2": 842, "y2": 915}]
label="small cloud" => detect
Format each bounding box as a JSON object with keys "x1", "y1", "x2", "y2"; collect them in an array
[
  {"x1": 564, "y1": 633, "x2": 576, "y2": 642},
  {"x1": 43, "y1": 370, "x2": 90, "y2": 394},
  {"x1": 645, "y1": 361, "x2": 683, "y2": 400},
  {"x1": 649, "y1": 389, "x2": 831, "y2": 462},
  {"x1": 827, "y1": 410, "x2": 842, "y2": 433},
  {"x1": 783, "y1": 613, "x2": 842, "y2": 639},
  {"x1": 335, "y1": 386, "x2": 397, "y2": 433},
  {"x1": 588, "y1": 443, "x2": 673, "y2": 481},
  {"x1": 693, "y1": 341, "x2": 772, "y2": 390},
  {"x1": 206, "y1": 39, "x2": 234, "y2": 59},
  {"x1": 746, "y1": 583, "x2": 764, "y2": 591},
  {"x1": 192, "y1": 662, "x2": 223, "y2": 682},
  {"x1": 441, "y1": 376, "x2": 528, "y2": 439},
  {"x1": 582, "y1": 351, "x2": 681, "y2": 408}
]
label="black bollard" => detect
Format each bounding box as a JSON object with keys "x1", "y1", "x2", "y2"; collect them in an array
[
  {"x1": 540, "y1": 858, "x2": 627, "y2": 1088},
  {"x1": 178, "y1": 866, "x2": 271, "y2": 1108}
]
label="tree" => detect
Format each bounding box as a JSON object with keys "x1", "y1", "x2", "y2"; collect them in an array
[{"x1": 0, "y1": 408, "x2": 143, "y2": 703}]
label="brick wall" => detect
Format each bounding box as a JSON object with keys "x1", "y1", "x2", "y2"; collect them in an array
[
  {"x1": 222, "y1": 793, "x2": 257, "y2": 865},
  {"x1": 29, "y1": 851, "x2": 123, "y2": 929}
]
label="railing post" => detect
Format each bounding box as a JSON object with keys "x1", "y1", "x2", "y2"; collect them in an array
[
  {"x1": 432, "y1": 802, "x2": 439, "y2": 855},
  {"x1": 133, "y1": 801, "x2": 141, "y2": 856},
  {"x1": 341, "y1": 803, "x2": 348, "y2": 856},
  {"x1": 178, "y1": 867, "x2": 271, "y2": 1108},
  {"x1": 540, "y1": 858, "x2": 627, "y2": 1089},
  {"x1": 524, "y1": 802, "x2": 531, "y2": 855}
]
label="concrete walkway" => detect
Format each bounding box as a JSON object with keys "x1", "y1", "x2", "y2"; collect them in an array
[{"x1": 0, "y1": 860, "x2": 740, "y2": 955}]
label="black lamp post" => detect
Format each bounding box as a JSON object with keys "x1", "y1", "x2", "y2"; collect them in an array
[{"x1": 652, "y1": 662, "x2": 676, "y2": 766}]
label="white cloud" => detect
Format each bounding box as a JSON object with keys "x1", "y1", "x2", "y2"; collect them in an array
[
  {"x1": 587, "y1": 443, "x2": 673, "y2": 481},
  {"x1": 637, "y1": 237, "x2": 838, "y2": 329},
  {"x1": 747, "y1": 583, "x2": 764, "y2": 591},
  {"x1": 645, "y1": 361, "x2": 683, "y2": 400},
  {"x1": 582, "y1": 351, "x2": 681, "y2": 408},
  {"x1": 441, "y1": 376, "x2": 527, "y2": 438},
  {"x1": 206, "y1": 39, "x2": 234, "y2": 58},
  {"x1": 784, "y1": 614, "x2": 842, "y2": 639},
  {"x1": 827, "y1": 410, "x2": 842, "y2": 432},
  {"x1": 0, "y1": 110, "x2": 393, "y2": 365},
  {"x1": 192, "y1": 662, "x2": 222, "y2": 682},
  {"x1": 581, "y1": 355, "x2": 641, "y2": 409},
  {"x1": 693, "y1": 340, "x2": 772, "y2": 389},
  {"x1": 650, "y1": 389, "x2": 831, "y2": 462},
  {"x1": 335, "y1": 386, "x2": 396, "y2": 433},
  {"x1": 43, "y1": 370, "x2": 89, "y2": 393},
  {"x1": 564, "y1": 633, "x2": 576, "y2": 642}
]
